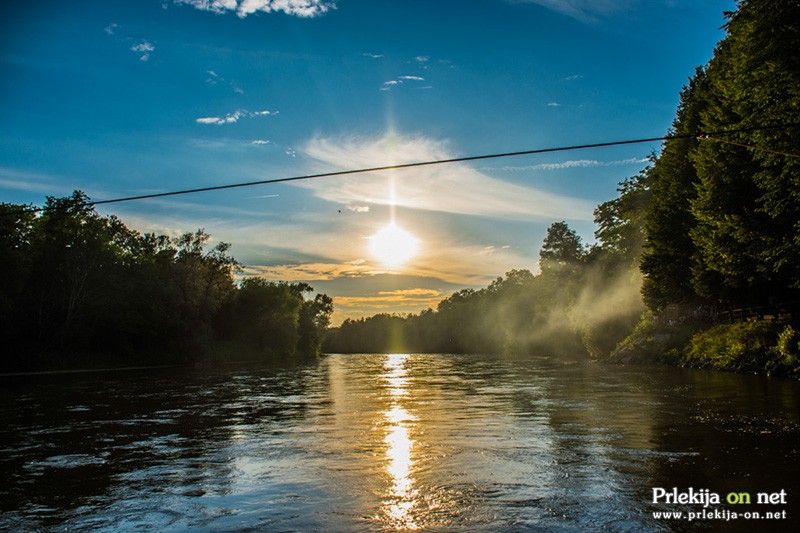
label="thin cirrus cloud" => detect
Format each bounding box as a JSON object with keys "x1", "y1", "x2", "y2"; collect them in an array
[
  {"x1": 514, "y1": 0, "x2": 634, "y2": 22},
  {"x1": 195, "y1": 109, "x2": 275, "y2": 125},
  {"x1": 298, "y1": 133, "x2": 595, "y2": 221},
  {"x1": 380, "y1": 75, "x2": 427, "y2": 91},
  {"x1": 495, "y1": 157, "x2": 649, "y2": 172},
  {"x1": 0, "y1": 167, "x2": 71, "y2": 194},
  {"x1": 205, "y1": 70, "x2": 244, "y2": 94},
  {"x1": 173, "y1": 0, "x2": 334, "y2": 18}
]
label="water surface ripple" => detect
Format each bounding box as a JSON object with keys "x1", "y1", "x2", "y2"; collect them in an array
[{"x1": 1, "y1": 354, "x2": 798, "y2": 531}]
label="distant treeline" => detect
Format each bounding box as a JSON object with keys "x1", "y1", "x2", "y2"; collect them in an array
[
  {"x1": 325, "y1": 194, "x2": 648, "y2": 358},
  {"x1": 0, "y1": 192, "x2": 332, "y2": 372},
  {"x1": 326, "y1": 0, "x2": 800, "y2": 376}
]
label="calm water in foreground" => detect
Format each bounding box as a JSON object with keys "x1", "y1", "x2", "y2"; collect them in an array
[{"x1": 1, "y1": 353, "x2": 798, "y2": 532}]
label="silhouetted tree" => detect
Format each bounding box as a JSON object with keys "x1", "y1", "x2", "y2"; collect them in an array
[{"x1": 0, "y1": 192, "x2": 331, "y2": 370}]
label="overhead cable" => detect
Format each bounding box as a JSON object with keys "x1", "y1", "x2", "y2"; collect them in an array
[{"x1": 4, "y1": 122, "x2": 800, "y2": 216}]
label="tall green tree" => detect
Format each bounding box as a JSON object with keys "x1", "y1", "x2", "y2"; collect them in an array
[
  {"x1": 640, "y1": 68, "x2": 710, "y2": 310},
  {"x1": 689, "y1": 0, "x2": 800, "y2": 307}
]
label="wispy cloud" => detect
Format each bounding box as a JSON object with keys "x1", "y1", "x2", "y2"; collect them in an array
[
  {"x1": 346, "y1": 205, "x2": 370, "y2": 213},
  {"x1": 380, "y1": 75, "x2": 427, "y2": 91},
  {"x1": 174, "y1": 0, "x2": 334, "y2": 18},
  {"x1": 495, "y1": 157, "x2": 649, "y2": 172},
  {"x1": 0, "y1": 167, "x2": 70, "y2": 194},
  {"x1": 197, "y1": 111, "x2": 242, "y2": 125},
  {"x1": 513, "y1": 0, "x2": 634, "y2": 22},
  {"x1": 195, "y1": 108, "x2": 275, "y2": 125},
  {"x1": 564, "y1": 74, "x2": 583, "y2": 81},
  {"x1": 130, "y1": 40, "x2": 155, "y2": 61},
  {"x1": 299, "y1": 133, "x2": 595, "y2": 221},
  {"x1": 251, "y1": 139, "x2": 270, "y2": 145},
  {"x1": 242, "y1": 260, "x2": 373, "y2": 281},
  {"x1": 480, "y1": 245, "x2": 512, "y2": 255},
  {"x1": 205, "y1": 70, "x2": 244, "y2": 93},
  {"x1": 103, "y1": 23, "x2": 155, "y2": 62},
  {"x1": 334, "y1": 288, "x2": 444, "y2": 310},
  {"x1": 363, "y1": 52, "x2": 384, "y2": 59},
  {"x1": 547, "y1": 102, "x2": 561, "y2": 107}
]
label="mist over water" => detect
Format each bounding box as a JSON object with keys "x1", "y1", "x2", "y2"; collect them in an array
[{"x1": 1, "y1": 354, "x2": 798, "y2": 531}]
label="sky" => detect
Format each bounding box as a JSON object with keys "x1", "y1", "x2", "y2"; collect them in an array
[{"x1": 0, "y1": 0, "x2": 734, "y2": 324}]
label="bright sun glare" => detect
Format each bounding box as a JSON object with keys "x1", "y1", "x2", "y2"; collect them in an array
[{"x1": 370, "y1": 223, "x2": 419, "y2": 268}]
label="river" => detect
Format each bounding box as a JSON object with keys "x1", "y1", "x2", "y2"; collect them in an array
[{"x1": 1, "y1": 353, "x2": 798, "y2": 532}]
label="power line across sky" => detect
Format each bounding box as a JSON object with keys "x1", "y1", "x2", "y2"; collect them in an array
[{"x1": 4, "y1": 122, "x2": 799, "y2": 217}]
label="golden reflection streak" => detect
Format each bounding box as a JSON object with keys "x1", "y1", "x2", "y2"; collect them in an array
[{"x1": 381, "y1": 354, "x2": 420, "y2": 530}]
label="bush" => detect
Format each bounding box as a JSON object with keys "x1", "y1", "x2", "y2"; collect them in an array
[
  {"x1": 685, "y1": 320, "x2": 781, "y2": 372},
  {"x1": 776, "y1": 325, "x2": 799, "y2": 366}
]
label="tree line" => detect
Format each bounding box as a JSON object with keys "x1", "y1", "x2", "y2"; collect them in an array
[
  {"x1": 325, "y1": 179, "x2": 648, "y2": 358},
  {"x1": 0, "y1": 192, "x2": 332, "y2": 372},
  {"x1": 325, "y1": 0, "x2": 800, "y2": 375}
]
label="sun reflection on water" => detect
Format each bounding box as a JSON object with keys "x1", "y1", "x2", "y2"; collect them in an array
[{"x1": 381, "y1": 353, "x2": 421, "y2": 530}]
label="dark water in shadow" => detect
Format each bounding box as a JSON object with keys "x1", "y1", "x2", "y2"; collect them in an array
[{"x1": 1, "y1": 354, "x2": 798, "y2": 531}]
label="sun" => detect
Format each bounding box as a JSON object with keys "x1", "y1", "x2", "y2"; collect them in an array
[{"x1": 370, "y1": 223, "x2": 419, "y2": 268}]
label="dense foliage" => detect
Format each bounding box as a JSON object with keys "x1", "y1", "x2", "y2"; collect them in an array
[
  {"x1": 0, "y1": 192, "x2": 332, "y2": 371},
  {"x1": 642, "y1": 0, "x2": 800, "y2": 312}
]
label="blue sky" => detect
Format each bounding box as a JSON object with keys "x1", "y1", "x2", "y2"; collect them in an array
[{"x1": 1, "y1": 0, "x2": 734, "y2": 323}]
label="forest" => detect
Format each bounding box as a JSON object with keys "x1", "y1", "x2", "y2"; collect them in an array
[
  {"x1": 0, "y1": 192, "x2": 333, "y2": 372},
  {"x1": 324, "y1": 0, "x2": 800, "y2": 377}
]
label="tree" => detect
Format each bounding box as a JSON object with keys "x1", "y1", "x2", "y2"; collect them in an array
[
  {"x1": 21, "y1": 192, "x2": 126, "y2": 350},
  {"x1": 688, "y1": 0, "x2": 800, "y2": 307},
  {"x1": 298, "y1": 292, "x2": 334, "y2": 356},
  {"x1": 640, "y1": 68, "x2": 711, "y2": 310},
  {"x1": 539, "y1": 221, "x2": 585, "y2": 274},
  {"x1": 0, "y1": 202, "x2": 36, "y2": 364},
  {"x1": 0, "y1": 191, "x2": 334, "y2": 370},
  {"x1": 594, "y1": 169, "x2": 651, "y2": 263}
]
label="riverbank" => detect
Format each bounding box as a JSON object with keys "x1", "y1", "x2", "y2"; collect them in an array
[{"x1": 611, "y1": 316, "x2": 800, "y2": 379}]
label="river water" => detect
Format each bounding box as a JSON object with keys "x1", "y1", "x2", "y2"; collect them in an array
[{"x1": 1, "y1": 353, "x2": 798, "y2": 532}]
